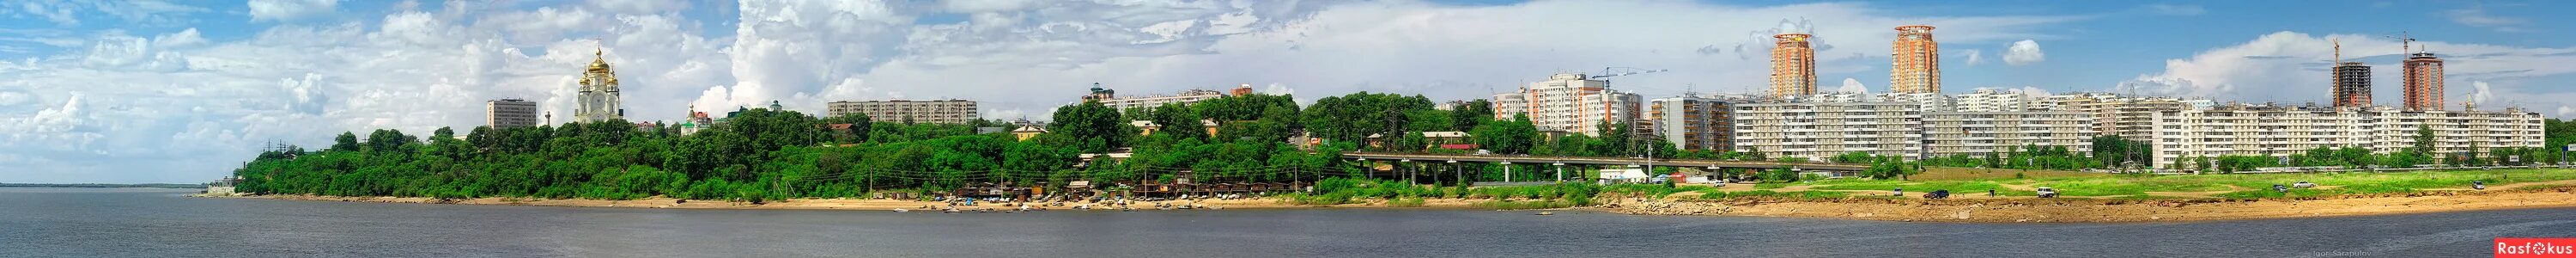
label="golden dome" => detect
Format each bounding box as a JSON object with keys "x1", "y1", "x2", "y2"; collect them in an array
[{"x1": 586, "y1": 47, "x2": 610, "y2": 71}]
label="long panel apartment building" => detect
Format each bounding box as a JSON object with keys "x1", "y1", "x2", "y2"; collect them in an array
[
  {"x1": 1920, "y1": 111, "x2": 2095, "y2": 157},
  {"x1": 1083, "y1": 83, "x2": 1255, "y2": 114},
  {"x1": 1732, "y1": 101, "x2": 1924, "y2": 161},
  {"x1": 826, "y1": 99, "x2": 980, "y2": 124},
  {"x1": 2148, "y1": 105, "x2": 2545, "y2": 168}
]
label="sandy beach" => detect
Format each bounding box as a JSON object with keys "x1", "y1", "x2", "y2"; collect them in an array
[{"x1": 1610, "y1": 185, "x2": 2576, "y2": 223}]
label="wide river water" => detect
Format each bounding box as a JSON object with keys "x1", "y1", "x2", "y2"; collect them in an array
[{"x1": 4, "y1": 187, "x2": 2573, "y2": 257}]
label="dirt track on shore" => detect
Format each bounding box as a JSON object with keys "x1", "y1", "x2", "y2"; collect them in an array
[{"x1": 205, "y1": 186, "x2": 2576, "y2": 223}]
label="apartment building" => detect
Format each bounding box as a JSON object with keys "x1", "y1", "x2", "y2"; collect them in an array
[
  {"x1": 1643, "y1": 95, "x2": 1735, "y2": 150},
  {"x1": 826, "y1": 99, "x2": 980, "y2": 124},
  {"x1": 2040, "y1": 93, "x2": 2196, "y2": 140},
  {"x1": 1876, "y1": 92, "x2": 1950, "y2": 112},
  {"x1": 1105, "y1": 89, "x2": 1225, "y2": 112},
  {"x1": 1920, "y1": 111, "x2": 2095, "y2": 157},
  {"x1": 1081, "y1": 83, "x2": 1236, "y2": 113},
  {"x1": 1492, "y1": 73, "x2": 1643, "y2": 136},
  {"x1": 1732, "y1": 101, "x2": 1925, "y2": 161},
  {"x1": 2147, "y1": 105, "x2": 2546, "y2": 168},
  {"x1": 1951, "y1": 89, "x2": 2040, "y2": 113},
  {"x1": 485, "y1": 99, "x2": 540, "y2": 129}
]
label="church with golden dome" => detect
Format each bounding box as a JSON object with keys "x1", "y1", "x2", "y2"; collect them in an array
[{"x1": 572, "y1": 47, "x2": 624, "y2": 123}]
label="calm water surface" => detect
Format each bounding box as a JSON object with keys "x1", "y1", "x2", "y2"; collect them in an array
[{"x1": 4, "y1": 187, "x2": 2573, "y2": 257}]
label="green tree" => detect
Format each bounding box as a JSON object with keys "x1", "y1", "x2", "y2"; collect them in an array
[
  {"x1": 1149, "y1": 102, "x2": 1208, "y2": 140},
  {"x1": 1302, "y1": 92, "x2": 1434, "y2": 145},
  {"x1": 2413, "y1": 124, "x2": 2436, "y2": 155},
  {"x1": 1469, "y1": 114, "x2": 1539, "y2": 155},
  {"x1": 1450, "y1": 99, "x2": 1494, "y2": 132},
  {"x1": 331, "y1": 132, "x2": 361, "y2": 152},
  {"x1": 1049, "y1": 101, "x2": 1133, "y2": 153},
  {"x1": 823, "y1": 114, "x2": 873, "y2": 143}
]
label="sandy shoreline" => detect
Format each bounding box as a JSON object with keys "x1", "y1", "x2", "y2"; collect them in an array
[
  {"x1": 201, "y1": 186, "x2": 2576, "y2": 223},
  {"x1": 1611, "y1": 186, "x2": 2576, "y2": 223}
]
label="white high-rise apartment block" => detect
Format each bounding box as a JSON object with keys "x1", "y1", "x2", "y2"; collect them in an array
[
  {"x1": 1951, "y1": 89, "x2": 2042, "y2": 112},
  {"x1": 827, "y1": 99, "x2": 980, "y2": 124},
  {"x1": 1732, "y1": 101, "x2": 1924, "y2": 161},
  {"x1": 2148, "y1": 105, "x2": 2546, "y2": 168},
  {"x1": 1921, "y1": 111, "x2": 2095, "y2": 157},
  {"x1": 1644, "y1": 95, "x2": 1735, "y2": 150},
  {"x1": 1492, "y1": 73, "x2": 1642, "y2": 136}
]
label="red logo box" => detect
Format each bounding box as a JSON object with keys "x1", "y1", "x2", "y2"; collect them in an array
[{"x1": 2497, "y1": 238, "x2": 2576, "y2": 257}]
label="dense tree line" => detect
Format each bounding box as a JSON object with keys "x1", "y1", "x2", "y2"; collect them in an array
[
  {"x1": 233, "y1": 94, "x2": 1364, "y2": 202},
  {"x1": 235, "y1": 92, "x2": 2576, "y2": 201}
]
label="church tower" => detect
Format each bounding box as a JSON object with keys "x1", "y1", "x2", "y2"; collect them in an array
[{"x1": 574, "y1": 47, "x2": 624, "y2": 123}]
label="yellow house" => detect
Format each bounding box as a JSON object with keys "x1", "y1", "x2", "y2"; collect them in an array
[{"x1": 1012, "y1": 125, "x2": 1048, "y2": 141}]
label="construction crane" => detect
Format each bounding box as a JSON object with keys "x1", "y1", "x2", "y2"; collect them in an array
[
  {"x1": 1592, "y1": 67, "x2": 1668, "y2": 80},
  {"x1": 2384, "y1": 32, "x2": 2417, "y2": 54}
]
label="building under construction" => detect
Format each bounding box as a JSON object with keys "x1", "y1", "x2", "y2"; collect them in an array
[
  {"x1": 2403, "y1": 52, "x2": 2445, "y2": 111},
  {"x1": 2327, "y1": 39, "x2": 2372, "y2": 109},
  {"x1": 1769, "y1": 34, "x2": 1817, "y2": 98},
  {"x1": 2331, "y1": 62, "x2": 2372, "y2": 108},
  {"x1": 1889, "y1": 25, "x2": 1941, "y2": 94}
]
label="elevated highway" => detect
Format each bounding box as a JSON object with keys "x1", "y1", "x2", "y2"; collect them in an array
[{"x1": 1341, "y1": 152, "x2": 1869, "y2": 172}]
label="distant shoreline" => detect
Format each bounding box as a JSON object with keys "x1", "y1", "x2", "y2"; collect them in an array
[
  {"x1": 204, "y1": 185, "x2": 2576, "y2": 223},
  {"x1": 2, "y1": 183, "x2": 204, "y2": 189}
]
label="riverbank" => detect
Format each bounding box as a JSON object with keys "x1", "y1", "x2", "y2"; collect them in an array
[
  {"x1": 203, "y1": 168, "x2": 2576, "y2": 222},
  {"x1": 202, "y1": 194, "x2": 1486, "y2": 211},
  {"x1": 1610, "y1": 185, "x2": 2576, "y2": 223},
  {"x1": 202, "y1": 186, "x2": 2576, "y2": 223}
]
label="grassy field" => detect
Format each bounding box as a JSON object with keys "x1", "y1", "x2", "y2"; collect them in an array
[
  {"x1": 1903, "y1": 167, "x2": 2106, "y2": 181},
  {"x1": 1702, "y1": 168, "x2": 2576, "y2": 200}
]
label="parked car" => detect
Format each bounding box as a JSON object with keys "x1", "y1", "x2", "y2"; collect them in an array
[
  {"x1": 2292, "y1": 181, "x2": 2316, "y2": 188},
  {"x1": 2034, "y1": 187, "x2": 2059, "y2": 198}
]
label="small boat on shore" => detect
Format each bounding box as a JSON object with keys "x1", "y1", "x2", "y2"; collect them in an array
[{"x1": 1535, "y1": 212, "x2": 1555, "y2": 216}]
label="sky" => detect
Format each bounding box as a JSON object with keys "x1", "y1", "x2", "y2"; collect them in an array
[{"x1": 3, "y1": 0, "x2": 2573, "y2": 183}]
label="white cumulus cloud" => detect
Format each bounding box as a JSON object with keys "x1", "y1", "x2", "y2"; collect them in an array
[
  {"x1": 1961, "y1": 49, "x2": 1984, "y2": 65},
  {"x1": 1837, "y1": 78, "x2": 1868, "y2": 94},
  {"x1": 2121, "y1": 31, "x2": 2576, "y2": 113},
  {"x1": 2004, "y1": 40, "x2": 2044, "y2": 65},
  {"x1": 248, "y1": 0, "x2": 338, "y2": 22},
  {"x1": 0, "y1": 0, "x2": 2085, "y2": 183}
]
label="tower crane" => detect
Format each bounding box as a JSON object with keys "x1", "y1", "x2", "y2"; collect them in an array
[
  {"x1": 2383, "y1": 32, "x2": 2417, "y2": 55},
  {"x1": 1592, "y1": 67, "x2": 1668, "y2": 80}
]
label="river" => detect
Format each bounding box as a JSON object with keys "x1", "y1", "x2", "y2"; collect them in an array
[{"x1": 3, "y1": 187, "x2": 2570, "y2": 257}]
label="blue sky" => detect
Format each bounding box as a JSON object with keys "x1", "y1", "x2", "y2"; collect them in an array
[{"x1": 3, "y1": 0, "x2": 2573, "y2": 183}]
